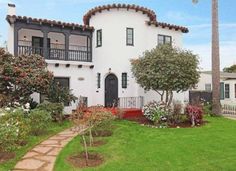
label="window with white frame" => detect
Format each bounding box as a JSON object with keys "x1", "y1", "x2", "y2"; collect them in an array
[
  {"x1": 225, "y1": 84, "x2": 230, "y2": 98},
  {"x1": 205, "y1": 84, "x2": 211, "y2": 91}
]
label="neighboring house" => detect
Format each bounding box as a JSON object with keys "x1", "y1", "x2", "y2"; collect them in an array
[
  {"x1": 195, "y1": 71, "x2": 236, "y2": 105},
  {"x1": 6, "y1": 4, "x2": 189, "y2": 113}
]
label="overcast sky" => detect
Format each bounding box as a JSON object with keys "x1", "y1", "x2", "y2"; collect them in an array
[{"x1": 0, "y1": 0, "x2": 235, "y2": 71}]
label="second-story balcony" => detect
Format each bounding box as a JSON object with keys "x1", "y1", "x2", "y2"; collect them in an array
[
  {"x1": 7, "y1": 15, "x2": 93, "y2": 62},
  {"x1": 18, "y1": 41, "x2": 92, "y2": 62}
]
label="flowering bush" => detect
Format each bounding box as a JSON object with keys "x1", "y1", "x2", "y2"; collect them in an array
[
  {"x1": 0, "y1": 108, "x2": 30, "y2": 152},
  {"x1": 185, "y1": 105, "x2": 203, "y2": 126},
  {"x1": 143, "y1": 101, "x2": 168, "y2": 124},
  {"x1": 28, "y1": 109, "x2": 52, "y2": 135}
]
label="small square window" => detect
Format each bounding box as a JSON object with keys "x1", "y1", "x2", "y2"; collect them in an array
[
  {"x1": 158, "y1": 34, "x2": 172, "y2": 45},
  {"x1": 205, "y1": 84, "x2": 211, "y2": 91}
]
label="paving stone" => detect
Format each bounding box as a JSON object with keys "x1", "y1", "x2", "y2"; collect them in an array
[
  {"x1": 41, "y1": 140, "x2": 60, "y2": 145},
  {"x1": 49, "y1": 136, "x2": 68, "y2": 140},
  {"x1": 34, "y1": 155, "x2": 56, "y2": 163},
  {"x1": 47, "y1": 147, "x2": 62, "y2": 156},
  {"x1": 22, "y1": 151, "x2": 40, "y2": 159},
  {"x1": 15, "y1": 158, "x2": 45, "y2": 170},
  {"x1": 33, "y1": 146, "x2": 53, "y2": 154}
]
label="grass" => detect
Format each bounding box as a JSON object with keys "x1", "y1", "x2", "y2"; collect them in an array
[
  {"x1": 54, "y1": 116, "x2": 236, "y2": 171},
  {"x1": 0, "y1": 120, "x2": 73, "y2": 171}
]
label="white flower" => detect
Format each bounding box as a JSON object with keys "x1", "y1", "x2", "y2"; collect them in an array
[
  {"x1": 5, "y1": 107, "x2": 11, "y2": 111},
  {"x1": 25, "y1": 103, "x2": 30, "y2": 109},
  {"x1": 0, "y1": 112, "x2": 5, "y2": 116},
  {"x1": 23, "y1": 108, "x2": 30, "y2": 112}
]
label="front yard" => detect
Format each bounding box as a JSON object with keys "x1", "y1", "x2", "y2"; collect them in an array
[
  {"x1": 0, "y1": 121, "x2": 72, "y2": 171},
  {"x1": 55, "y1": 116, "x2": 236, "y2": 171}
]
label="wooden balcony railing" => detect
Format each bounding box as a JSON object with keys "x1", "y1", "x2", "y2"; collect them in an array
[{"x1": 17, "y1": 45, "x2": 92, "y2": 62}]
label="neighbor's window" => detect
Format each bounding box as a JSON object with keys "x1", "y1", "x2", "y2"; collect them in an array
[
  {"x1": 122, "y1": 73, "x2": 127, "y2": 88},
  {"x1": 97, "y1": 73, "x2": 101, "y2": 89},
  {"x1": 220, "y1": 82, "x2": 224, "y2": 100},
  {"x1": 225, "y1": 84, "x2": 230, "y2": 98},
  {"x1": 97, "y1": 29, "x2": 102, "y2": 47},
  {"x1": 235, "y1": 84, "x2": 236, "y2": 98},
  {"x1": 126, "y1": 28, "x2": 134, "y2": 46},
  {"x1": 205, "y1": 84, "x2": 211, "y2": 91},
  {"x1": 158, "y1": 34, "x2": 172, "y2": 45}
]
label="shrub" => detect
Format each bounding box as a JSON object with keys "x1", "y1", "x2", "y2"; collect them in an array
[
  {"x1": 37, "y1": 102, "x2": 64, "y2": 122},
  {"x1": 168, "y1": 101, "x2": 186, "y2": 124},
  {"x1": 0, "y1": 109, "x2": 30, "y2": 151},
  {"x1": 143, "y1": 101, "x2": 168, "y2": 125},
  {"x1": 185, "y1": 105, "x2": 203, "y2": 126},
  {"x1": 28, "y1": 109, "x2": 52, "y2": 135},
  {"x1": 203, "y1": 103, "x2": 213, "y2": 115}
]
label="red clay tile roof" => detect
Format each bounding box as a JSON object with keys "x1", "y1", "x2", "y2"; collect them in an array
[
  {"x1": 83, "y1": 4, "x2": 188, "y2": 33},
  {"x1": 6, "y1": 15, "x2": 94, "y2": 31},
  {"x1": 146, "y1": 21, "x2": 189, "y2": 33},
  {"x1": 83, "y1": 4, "x2": 157, "y2": 25}
]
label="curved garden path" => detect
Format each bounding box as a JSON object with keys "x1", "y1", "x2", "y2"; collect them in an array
[{"x1": 13, "y1": 125, "x2": 87, "y2": 171}]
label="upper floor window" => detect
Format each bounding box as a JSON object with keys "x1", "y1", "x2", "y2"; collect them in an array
[
  {"x1": 158, "y1": 34, "x2": 172, "y2": 45},
  {"x1": 97, "y1": 29, "x2": 102, "y2": 47},
  {"x1": 225, "y1": 84, "x2": 230, "y2": 98},
  {"x1": 126, "y1": 28, "x2": 134, "y2": 46},
  {"x1": 205, "y1": 84, "x2": 211, "y2": 91},
  {"x1": 122, "y1": 73, "x2": 128, "y2": 88}
]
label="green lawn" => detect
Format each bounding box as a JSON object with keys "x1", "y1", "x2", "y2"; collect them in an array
[
  {"x1": 54, "y1": 117, "x2": 236, "y2": 171},
  {"x1": 0, "y1": 120, "x2": 73, "y2": 171}
]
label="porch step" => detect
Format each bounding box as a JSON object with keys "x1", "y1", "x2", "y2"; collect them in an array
[{"x1": 121, "y1": 108, "x2": 143, "y2": 119}]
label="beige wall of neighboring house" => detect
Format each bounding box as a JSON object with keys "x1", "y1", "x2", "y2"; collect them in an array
[{"x1": 195, "y1": 72, "x2": 236, "y2": 105}]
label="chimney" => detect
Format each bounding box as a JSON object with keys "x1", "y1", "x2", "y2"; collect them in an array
[{"x1": 7, "y1": 3, "x2": 16, "y2": 16}]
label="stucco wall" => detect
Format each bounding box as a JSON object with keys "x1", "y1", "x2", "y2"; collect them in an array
[{"x1": 89, "y1": 8, "x2": 184, "y2": 106}]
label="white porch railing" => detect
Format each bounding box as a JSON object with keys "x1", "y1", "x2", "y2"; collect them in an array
[
  {"x1": 118, "y1": 96, "x2": 144, "y2": 109},
  {"x1": 222, "y1": 104, "x2": 236, "y2": 116}
]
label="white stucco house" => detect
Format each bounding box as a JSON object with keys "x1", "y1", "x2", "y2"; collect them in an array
[
  {"x1": 194, "y1": 71, "x2": 236, "y2": 105},
  {"x1": 6, "y1": 3, "x2": 189, "y2": 113}
]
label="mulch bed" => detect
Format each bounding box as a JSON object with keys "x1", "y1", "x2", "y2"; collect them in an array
[
  {"x1": 168, "y1": 121, "x2": 208, "y2": 128},
  {"x1": 67, "y1": 152, "x2": 103, "y2": 168},
  {"x1": 125, "y1": 116, "x2": 207, "y2": 128},
  {"x1": 91, "y1": 130, "x2": 113, "y2": 137},
  {"x1": 0, "y1": 152, "x2": 15, "y2": 163},
  {"x1": 81, "y1": 139, "x2": 107, "y2": 147}
]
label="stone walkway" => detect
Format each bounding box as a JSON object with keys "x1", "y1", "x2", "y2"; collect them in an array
[{"x1": 14, "y1": 125, "x2": 87, "y2": 171}]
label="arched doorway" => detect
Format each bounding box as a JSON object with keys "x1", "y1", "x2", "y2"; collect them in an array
[{"x1": 105, "y1": 74, "x2": 118, "y2": 107}]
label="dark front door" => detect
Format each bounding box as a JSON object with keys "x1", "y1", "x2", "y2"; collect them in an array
[{"x1": 105, "y1": 74, "x2": 118, "y2": 107}]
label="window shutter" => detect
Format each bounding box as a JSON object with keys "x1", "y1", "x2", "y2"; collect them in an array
[{"x1": 220, "y1": 82, "x2": 224, "y2": 100}]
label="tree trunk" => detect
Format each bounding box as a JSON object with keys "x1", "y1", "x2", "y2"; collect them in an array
[
  {"x1": 167, "y1": 91, "x2": 173, "y2": 107},
  {"x1": 82, "y1": 135, "x2": 89, "y2": 166},
  {"x1": 89, "y1": 127, "x2": 93, "y2": 146},
  {"x1": 211, "y1": 0, "x2": 221, "y2": 115}
]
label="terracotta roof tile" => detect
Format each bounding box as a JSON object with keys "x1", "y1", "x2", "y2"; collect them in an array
[
  {"x1": 6, "y1": 15, "x2": 94, "y2": 31},
  {"x1": 146, "y1": 21, "x2": 189, "y2": 33},
  {"x1": 83, "y1": 4, "x2": 157, "y2": 25}
]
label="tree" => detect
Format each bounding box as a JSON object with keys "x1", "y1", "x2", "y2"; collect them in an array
[
  {"x1": 223, "y1": 64, "x2": 236, "y2": 73},
  {"x1": 131, "y1": 44, "x2": 199, "y2": 106},
  {"x1": 192, "y1": 0, "x2": 221, "y2": 115},
  {"x1": 46, "y1": 80, "x2": 78, "y2": 105},
  {"x1": 0, "y1": 48, "x2": 53, "y2": 106}
]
